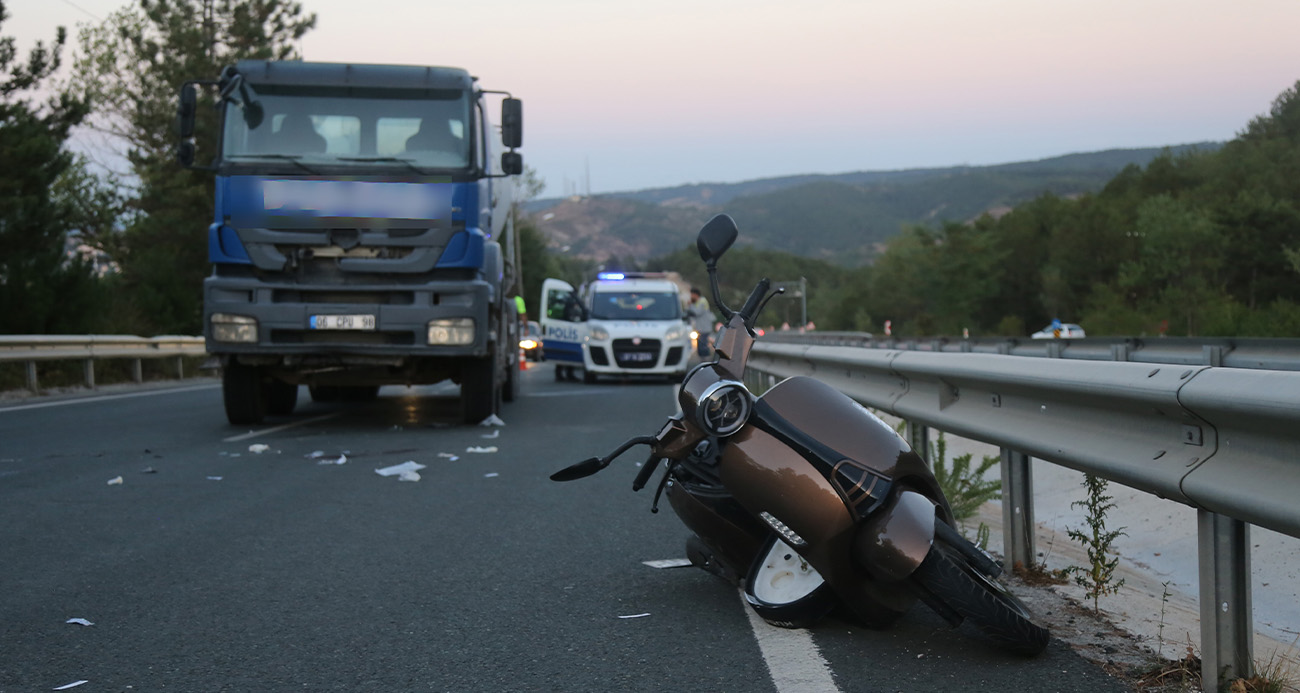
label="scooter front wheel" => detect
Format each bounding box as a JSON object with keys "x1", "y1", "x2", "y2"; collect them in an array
[
  {"x1": 912, "y1": 540, "x2": 1049, "y2": 655},
  {"x1": 744, "y1": 536, "x2": 836, "y2": 629}
]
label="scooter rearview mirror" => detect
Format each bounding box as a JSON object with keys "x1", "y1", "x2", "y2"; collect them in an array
[
  {"x1": 550, "y1": 457, "x2": 608, "y2": 482},
  {"x1": 697, "y1": 214, "x2": 738, "y2": 265}
]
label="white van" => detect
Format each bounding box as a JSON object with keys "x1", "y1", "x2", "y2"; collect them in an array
[{"x1": 540, "y1": 272, "x2": 693, "y2": 383}]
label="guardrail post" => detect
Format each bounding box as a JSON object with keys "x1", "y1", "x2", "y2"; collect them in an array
[
  {"x1": 132, "y1": 359, "x2": 143, "y2": 383},
  {"x1": 1000, "y1": 449, "x2": 1036, "y2": 570},
  {"x1": 1198, "y1": 510, "x2": 1253, "y2": 691},
  {"x1": 26, "y1": 361, "x2": 38, "y2": 392},
  {"x1": 83, "y1": 359, "x2": 95, "y2": 389},
  {"x1": 907, "y1": 422, "x2": 930, "y2": 464},
  {"x1": 175, "y1": 355, "x2": 185, "y2": 379}
]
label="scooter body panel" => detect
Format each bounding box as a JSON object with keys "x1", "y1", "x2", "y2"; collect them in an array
[
  {"x1": 711, "y1": 375, "x2": 953, "y2": 620},
  {"x1": 855, "y1": 489, "x2": 937, "y2": 582}
]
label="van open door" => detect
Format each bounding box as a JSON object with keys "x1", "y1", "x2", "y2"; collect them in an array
[{"x1": 540, "y1": 278, "x2": 587, "y2": 379}]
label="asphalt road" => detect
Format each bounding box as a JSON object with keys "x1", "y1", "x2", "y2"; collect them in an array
[{"x1": 1, "y1": 365, "x2": 1130, "y2": 692}]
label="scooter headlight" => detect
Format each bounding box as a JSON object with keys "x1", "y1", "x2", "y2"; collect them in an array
[{"x1": 695, "y1": 380, "x2": 752, "y2": 437}]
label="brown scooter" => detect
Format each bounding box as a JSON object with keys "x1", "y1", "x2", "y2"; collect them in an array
[{"x1": 551, "y1": 214, "x2": 1049, "y2": 654}]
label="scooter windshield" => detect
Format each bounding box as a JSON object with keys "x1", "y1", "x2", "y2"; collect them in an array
[{"x1": 752, "y1": 376, "x2": 913, "y2": 478}]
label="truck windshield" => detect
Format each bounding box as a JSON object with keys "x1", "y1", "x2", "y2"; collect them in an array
[
  {"x1": 590, "y1": 292, "x2": 681, "y2": 321},
  {"x1": 222, "y1": 85, "x2": 471, "y2": 169}
]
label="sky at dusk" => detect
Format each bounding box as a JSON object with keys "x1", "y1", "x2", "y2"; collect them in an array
[{"x1": 8, "y1": 0, "x2": 1300, "y2": 196}]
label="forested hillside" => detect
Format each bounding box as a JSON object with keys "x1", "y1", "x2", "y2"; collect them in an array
[
  {"x1": 533, "y1": 145, "x2": 1218, "y2": 265},
  {"x1": 645, "y1": 82, "x2": 1300, "y2": 338}
]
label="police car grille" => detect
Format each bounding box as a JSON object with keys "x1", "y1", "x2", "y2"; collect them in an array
[{"x1": 612, "y1": 339, "x2": 661, "y2": 368}]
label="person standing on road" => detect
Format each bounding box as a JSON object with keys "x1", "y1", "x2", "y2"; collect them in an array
[{"x1": 686, "y1": 287, "x2": 715, "y2": 357}]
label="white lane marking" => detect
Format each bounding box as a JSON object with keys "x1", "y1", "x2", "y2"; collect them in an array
[
  {"x1": 524, "y1": 389, "x2": 608, "y2": 398},
  {"x1": 0, "y1": 384, "x2": 219, "y2": 413},
  {"x1": 222, "y1": 412, "x2": 342, "y2": 442},
  {"x1": 739, "y1": 589, "x2": 841, "y2": 693}
]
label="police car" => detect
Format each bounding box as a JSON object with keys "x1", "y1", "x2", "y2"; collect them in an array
[{"x1": 540, "y1": 272, "x2": 693, "y2": 383}]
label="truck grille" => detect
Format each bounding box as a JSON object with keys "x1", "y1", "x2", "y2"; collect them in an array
[{"x1": 612, "y1": 338, "x2": 661, "y2": 369}]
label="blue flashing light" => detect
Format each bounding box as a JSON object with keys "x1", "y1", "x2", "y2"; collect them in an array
[{"x1": 598, "y1": 272, "x2": 626, "y2": 281}]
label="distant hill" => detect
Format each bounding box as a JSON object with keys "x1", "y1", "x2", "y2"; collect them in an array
[{"x1": 528, "y1": 143, "x2": 1221, "y2": 265}]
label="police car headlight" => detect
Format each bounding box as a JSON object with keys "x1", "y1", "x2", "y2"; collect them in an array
[
  {"x1": 695, "y1": 380, "x2": 752, "y2": 437},
  {"x1": 589, "y1": 325, "x2": 610, "y2": 341},
  {"x1": 663, "y1": 325, "x2": 685, "y2": 342}
]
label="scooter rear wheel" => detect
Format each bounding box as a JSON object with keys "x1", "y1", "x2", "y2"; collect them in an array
[
  {"x1": 744, "y1": 536, "x2": 836, "y2": 629},
  {"x1": 912, "y1": 540, "x2": 1049, "y2": 655}
]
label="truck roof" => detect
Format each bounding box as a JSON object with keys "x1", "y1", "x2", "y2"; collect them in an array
[{"x1": 234, "y1": 60, "x2": 474, "y2": 91}]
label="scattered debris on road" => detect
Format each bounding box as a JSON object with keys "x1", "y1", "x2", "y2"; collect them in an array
[
  {"x1": 106, "y1": 476, "x2": 123, "y2": 486},
  {"x1": 65, "y1": 618, "x2": 93, "y2": 627}
]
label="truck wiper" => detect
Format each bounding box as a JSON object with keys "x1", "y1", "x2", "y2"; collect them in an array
[
  {"x1": 336, "y1": 156, "x2": 426, "y2": 174},
  {"x1": 228, "y1": 153, "x2": 320, "y2": 175}
]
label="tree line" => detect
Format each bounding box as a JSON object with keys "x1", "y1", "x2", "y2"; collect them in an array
[
  {"x1": 0, "y1": 0, "x2": 313, "y2": 336},
  {"x1": 642, "y1": 82, "x2": 1300, "y2": 338}
]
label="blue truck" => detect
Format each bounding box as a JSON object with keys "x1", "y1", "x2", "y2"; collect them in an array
[{"x1": 176, "y1": 60, "x2": 524, "y2": 425}]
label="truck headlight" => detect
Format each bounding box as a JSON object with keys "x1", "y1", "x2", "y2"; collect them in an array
[
  {"x1": 589, "y1": 325, "x2": 610, "y2": 341},
  {"x1": 428, "y1": 318, "x2": 475, "y2": 345},
  {"x1": 211, "y1": 313, "x2": 258, "y2": 343}
]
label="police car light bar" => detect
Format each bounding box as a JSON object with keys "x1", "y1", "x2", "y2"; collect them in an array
[{"x1": 596, "y1": 271, "x2": 668, "y2": 281}]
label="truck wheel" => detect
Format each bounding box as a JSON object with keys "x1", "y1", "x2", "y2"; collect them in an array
[
  {"x1": 503, "y1": 356, "x2": 519, "y2": 403},
  {"x1": 267, "y1": 379, "x2": 298, "y2": 416},
  {"x1": 223, "y1": 361, "x2": 267, "y2": 425},
  {"x1": 309, "y1": 385, "x2": 340, "y2": 402},
  {"x1": 462, "y1": 352, "x2": 500, "y2": 424}
]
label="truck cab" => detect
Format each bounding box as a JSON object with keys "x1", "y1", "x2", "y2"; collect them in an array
[{"x1": 178, "y1": 60, "x2": 523, "y2": 424}]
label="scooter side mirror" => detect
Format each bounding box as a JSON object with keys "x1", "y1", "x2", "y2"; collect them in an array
[
  {"x1": 550, "y1": 457, "x2": 608, "y2": 482},
  {"x1": 697, "y1": 214, "x2": 738, "y2": 265}
]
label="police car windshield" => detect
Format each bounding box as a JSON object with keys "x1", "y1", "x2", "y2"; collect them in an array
[{"x1": 590, "y1": 291, "x2": 680, "y2": 321}]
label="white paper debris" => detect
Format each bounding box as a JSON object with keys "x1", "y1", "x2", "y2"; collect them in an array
[
  {"x1": 317, "y1": 453, "x2": 347, "y2": 466},
  {"x1": 106, "y1": 476, "x2": 123, "y2": 486},
  {"x1": 484, "y1": 472, "x2": 499, "y2": 478},
  {"x1": 248, "y1": 444, "x2": 270, "y2": 454},
  {"x1": 53, "y1": 682, "x2": 88, "y2": 691},
  {"x1": 375, "y1": 461, "x2": 427, "y2": 477},
  {"x1": 65, "y1": 618, "x2": 94, "y2": 627},
  {"x1": 398, "y1": 471, "x2": 421, "y2": 482},
  {"x1": 207, "y1": 476, "x2": 223, "y2": 481},
  {"x1": 642, "y1": 558, "x2": 693, "y2": 569},
  {"x1": 478, "y1": 414, "x2": 506, "y2": 427},
  {"x1": 437, "y1": 453, "x2": 459, "y2": 461},
  {"x1": 465, "y1": 446, "x2": 498, "y2": 454},
  {"x1": 305, "y1": 450, "x2": 326, "y2": 459},
  {"x1": 618, "y1": 613, "x2": 651, "y2": 619}
]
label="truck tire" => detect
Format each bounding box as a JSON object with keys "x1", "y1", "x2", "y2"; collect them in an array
[
  {"x1": 503, "y1": 353, "x2": 519, "y2": 402},
  {"x1": 267, "y1": 379, "x2": 298, "y2": 416},
  {"x1": 309, "y1": 385, "x2": 340, "y2": 402},
  {"x1": 223, "y1": 361, "x2": 267, "y2": 425},
  {"x1": 462, "y1": 350, "x2": 500, "y2": 424}
]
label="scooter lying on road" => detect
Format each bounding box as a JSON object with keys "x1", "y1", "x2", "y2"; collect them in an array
[{"x1": 551, "y1": 214, "x2": 1049, "y2": 654}]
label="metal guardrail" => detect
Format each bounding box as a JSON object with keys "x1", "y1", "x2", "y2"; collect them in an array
[
  {"x1": 0, "y1": 335, "x2": 207, "y2": 391},
  {"x1": 745, "y1": 334, "x2": 1300, "y2": 691}
]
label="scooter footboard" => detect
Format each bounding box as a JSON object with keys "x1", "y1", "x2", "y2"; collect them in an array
[{"x1": 852, "y1": 490, "x2": 937, "y2": 583}]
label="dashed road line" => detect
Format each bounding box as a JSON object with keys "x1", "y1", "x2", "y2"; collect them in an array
[{"x1": 739, "y1": 589, "x2": 841, "y2": 693}]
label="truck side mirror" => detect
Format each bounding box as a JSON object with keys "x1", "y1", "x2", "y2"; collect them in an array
[
  {"x1": 177, "y1": 140, "x2": 196, "y2": 167},
  {"x1": 501, "y1": 98, "x2": 522, "y2": 148},
  {"x1": 178, "y1": 83, "x2": 197, "y2": 139},
  {"x1": 501, "y1": 151, "x2": 523, "y2": 175}
]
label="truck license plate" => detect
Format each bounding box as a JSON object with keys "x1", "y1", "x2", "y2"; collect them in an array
[{"x1": 310, "y1": 314, "x2": 376, "y2": 330}]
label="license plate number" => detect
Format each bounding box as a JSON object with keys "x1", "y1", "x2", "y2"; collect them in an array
[
  {"x1": 310, "y1": 314, "x2": 376, "y2": 330},
  {"x1": 620, "y1": 352, "x2": 654, "y2": 362}
]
